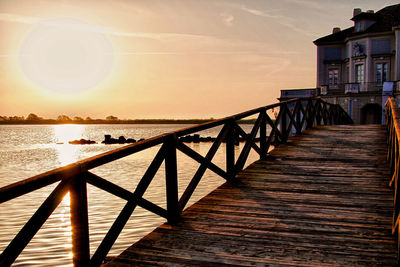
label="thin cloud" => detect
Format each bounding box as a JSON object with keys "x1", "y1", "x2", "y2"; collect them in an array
[
  {"x1": 220, "y1": 12, "x2": 234, "y2": 27},
  {"x1": 239, "y1": 6, "x2": 283, "y2": 19},
  {"x1": 281, "y1": 0, "x2": 325, "y2": 11},
  {"x1": 0, "y1": 12, "x2": 214, "y2": 42},
  {"x1": 0, "y1": 12, "x2": 301, "y2": 57},
  {"x1": 236, "y1": 5, "x2": 319, "y2": 37},
  {"x1": 116, "y1": 51, "x2": 300, "y2": 56},
  {"x1": 0, "y1": 13, "x2": 40, "y2": 24}
]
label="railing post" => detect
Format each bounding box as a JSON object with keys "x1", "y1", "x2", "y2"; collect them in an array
[
  {"x1": 332, "y1": 105, "x2": 338, "y2": 124},
  {"x1": 260, "y1": 109, "x2": 268, "y2": 159},
  {"x1": 281, "y1": 104, "x2": 288, "y2": 143},
  {"x1": 322, "y1": 102, "x2": 328, "y2": 125},
  {"x1": 165, "y1": 134, "x2": 180, "y2": 223},
  {"x1": 327, "y1": 105, "x2": 333, "y2": 125},
  {"x1": 316, "y1": 101, "x2": 322, "y2": 126},
  {"x1": 296, "y1": 100, "x2": 302, "y2": 134},
  {"x1": 69, "y1": 169, "x2": 90, "y2": 267},
  {"x1": 306, "y1": 100, "x2": 314, "y2": 129},
  {"x1": 226, "y1": 121, "x2": 236, "y2": 180}
]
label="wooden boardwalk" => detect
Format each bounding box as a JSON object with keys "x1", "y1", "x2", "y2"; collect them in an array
[{"x1": 105, "y1": 125, "x2": 397, "y2": 266}]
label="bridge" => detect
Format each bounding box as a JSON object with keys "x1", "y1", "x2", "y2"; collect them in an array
[
  {"x1": 1, "y1": 98, "x2": 399, "y2": 266},
  {"x1": 105, "y1": 124, "x2": 396, "y2": 266}
]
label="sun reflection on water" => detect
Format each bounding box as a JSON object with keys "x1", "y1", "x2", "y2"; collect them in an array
[
  {"x1": 60, "y1": 193, "x2": 73, "y2": 249},
  {"x1": 59, "y1": 192, "x2": 73, "y2": 263},
  {"x1": 52, "y1": 125, "x2": 84, "y2": 166},
  {"x1": 52, "y1": 125, "x2": 85, "y2": 264}
]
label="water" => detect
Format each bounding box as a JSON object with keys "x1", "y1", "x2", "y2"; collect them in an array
[{"x1": 0, "y1": 124, "x2": 261, "y2": 266}]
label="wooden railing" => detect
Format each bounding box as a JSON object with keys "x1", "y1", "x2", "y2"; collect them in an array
[
  {"x1": 385, "y1": 97, "x2": 400, "y2": 259},
  {"x1": 0, "y1": 97, "x2": 353, "y2": 266}
]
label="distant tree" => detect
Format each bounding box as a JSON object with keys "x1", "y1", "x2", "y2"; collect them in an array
[
  {"x1": 9, "y1": 116, "x2": 25, "y2": 121},
  {"x1": 73, "y1": 116, "x2": 84, "y2": 121},
  {"x1": 85, "y1": 117, "x2": 93, "y2": 121},
  {"x1": 0, "y1": 116, "x2": 8, "y2": 121},
  {"x1": 26, "y1": 113, "x2": 42, "y2": 121},
  {"x1": 106, "y1": 115, "x2": 118, "y2": 121},
  {"x1": 57, "y1": 115, "x2": 72, "y2": 121}
]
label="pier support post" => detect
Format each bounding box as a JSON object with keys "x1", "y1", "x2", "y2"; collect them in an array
[
  {"x1": 226, "y1": 121, "x2": 236, "y2": 180},
  {"x1": 260, "y1": 109, "x2": 268, "y2": 159},
  {"x1": 316, "y1": 100, "x2": 322, "y2": 126},
  {"x1": 306, "y1": 100, "x2": 314, "y2": 129},
  {"x1": 296, "y1": 100, "x2": 302, "y2": 134},
  {"x1": 281, "y1": 104, "x2": 288, "y2": 143},
  {"x1": 70, "y1": 171, "x2": 90, "y2": 266},
  {"x1": 165, "y1": 134, "x2": 180, "y2": 223}
]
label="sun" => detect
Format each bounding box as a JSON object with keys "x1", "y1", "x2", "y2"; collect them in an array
[{"x1": 19, "y1": 18, "x2": 114, "y2": 95}]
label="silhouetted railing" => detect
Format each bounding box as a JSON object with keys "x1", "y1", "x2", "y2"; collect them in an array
[
  {"x1": 0, "y1": 98, "x2": 353, "y2": 266},
  {"x1": 385, "y1": 97, "x2": 400, "y2": 261},
  {"x1": 320, "y1": 81, "x2": 389, "y2": 95}
]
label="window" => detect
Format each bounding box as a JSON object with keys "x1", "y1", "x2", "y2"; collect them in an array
[
  {"x1": 324, "y1": 48, "x2": 342, "y2": 60},
  {"x1": 355, "y1": 64, "x2": 364, "y2": 84},
  {"x1": 376, "y1": 63, "x2": 388, "y2": 85},
  {"x1": 372, "y1": 39, "x2": 391, "y2": 54},
  {"x1": 328, "y1": 69, "x2": 339, "y2": 88},
  {"x1": 355, "y1": 21, "x2": 363, "y2": 32},
  {"x1": 345, "y1": 44, "x2": 350, "y2": 58},
  {"x1": 348, "y1": 99, "x2": 353, "y2": 119}
]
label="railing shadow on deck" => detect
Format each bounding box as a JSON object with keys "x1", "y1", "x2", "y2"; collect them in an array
[{"x1": 0, "y1": 97, "x2": 353, "y2": 266}]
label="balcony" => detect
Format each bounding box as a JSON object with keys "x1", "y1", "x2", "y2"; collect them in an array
[
  {"x1": 345, "y1": 83, "x2": 360, "y2": 94},
  {"x1": 320, "y1": 84, "x2": 344, "y2": 95},
  {"x1": 319, "y1": 82, "x2": 387, "y2": 96},
  {"x1": 320, "y1": 85, "x2": 328, "y2": 95},
  {"x1": 395, "y1": 81, "x2": 400, "y2": 93},
  {"x1": 280, "y1": 88, "x2": 317, "y2": 100}
]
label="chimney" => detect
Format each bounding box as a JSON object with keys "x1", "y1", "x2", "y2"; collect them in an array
[
  {"x1": 353, "y1": 8, "x2": 362, "y2": 17},
  {"x1": 332, "y1": 27, "x2": 341, "y2": 34}
]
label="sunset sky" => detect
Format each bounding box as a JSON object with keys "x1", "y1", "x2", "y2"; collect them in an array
[{"x1": 0, "y1": 0, "x2": 397, "y2": 119}]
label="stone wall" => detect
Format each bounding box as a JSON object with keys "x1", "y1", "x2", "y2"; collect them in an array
[{"x1": 320, "y1": 94, "x2": 382, "y2": 124}]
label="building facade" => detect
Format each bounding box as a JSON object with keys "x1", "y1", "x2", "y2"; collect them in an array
[{"x1": 280, "y1": 4, "x2": 400, "y2": 124}]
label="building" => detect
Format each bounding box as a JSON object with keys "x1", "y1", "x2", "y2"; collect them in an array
[{"x1": 280, "y1": 4, "x2": 400, "y2": 124}]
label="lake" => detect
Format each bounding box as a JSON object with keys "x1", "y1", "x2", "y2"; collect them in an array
[{"x1": 0, "y1": 124, "x2": 261, "y2": 266}]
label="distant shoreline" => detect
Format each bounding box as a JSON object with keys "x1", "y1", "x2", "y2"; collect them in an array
[{"x1": 0, "y1": 119, "x2": 256, "y2": 125}]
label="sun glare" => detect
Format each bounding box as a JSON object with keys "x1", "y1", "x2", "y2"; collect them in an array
[{"x1": 19, "y1": 18, "x2": 114, "y2": 95}]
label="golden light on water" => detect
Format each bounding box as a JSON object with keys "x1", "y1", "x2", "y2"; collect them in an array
[
  {"x1": 53, "y1": 125, "x2": 83, "y2": 262},
  {"x1": 53, "y1": 124, "x2": 84, "y2": 166},
  {"x1": 52, "y1": 126, "x2": 84, "y2": 263},
  {"x1": 60, "y1": 192, "x2": 73, "y2": 262}
]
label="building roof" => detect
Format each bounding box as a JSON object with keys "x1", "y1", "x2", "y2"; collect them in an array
[
  {"x1": 351, "y1": 12, "x2": 377, "y2": 22},
  {"x1": 314, "y1": 4, "x2": 400, "y2": 45}
]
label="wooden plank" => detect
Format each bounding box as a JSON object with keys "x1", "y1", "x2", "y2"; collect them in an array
[{"x1": 105, "y1": 125, "x2": 397, "y2": 266}]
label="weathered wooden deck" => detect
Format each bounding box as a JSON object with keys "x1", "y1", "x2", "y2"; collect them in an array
[{"x1": 105, "y1": 125, "x2": 397, "y2": 266}]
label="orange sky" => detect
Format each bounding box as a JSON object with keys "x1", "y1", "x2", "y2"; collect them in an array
[{"x1": 0, "y1": 0, "x2": 396, "y2": 119}]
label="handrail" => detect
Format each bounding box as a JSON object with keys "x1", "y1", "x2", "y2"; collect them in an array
[
  {"x1": 0, "y1": 97, "x2": 353, "y2": 266},
  {"x1": 385, "y1": 97, "x2": 400, "y2": 261}
]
